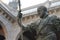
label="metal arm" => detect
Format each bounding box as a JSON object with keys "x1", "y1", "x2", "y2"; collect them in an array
[{"x1": 18, "y1": 0, "x2": 23, "y2": 40}]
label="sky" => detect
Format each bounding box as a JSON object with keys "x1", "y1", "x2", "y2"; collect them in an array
[
  {"x1": 1, "y1": 0, "x2": 48, "y2": 9},
  {"x1": 1, "y1": 0, "x2": 12, "y2": 4}
]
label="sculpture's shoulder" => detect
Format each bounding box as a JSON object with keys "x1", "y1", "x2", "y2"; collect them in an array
[
  {"x1": 47, "y1": 14, "x2": 60, "y2": 26},
  {"x1": 46, "y1": 14, "x2": 57, "y2": 23},
  {"x1": 47, "y1": 14, "x2": 57, "y2": 20}
]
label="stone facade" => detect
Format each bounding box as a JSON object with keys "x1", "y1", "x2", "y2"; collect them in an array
[
  {"x1": 0, "y1": 0, "x2": 60, "y2": 40},
  {"x1": 0, "y1": 1, "x2": 21, "y2": 40}
]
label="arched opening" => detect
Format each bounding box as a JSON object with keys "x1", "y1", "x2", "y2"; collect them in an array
[
  {"x1": 18, "y1": 29, "x2": 36, "y2": 40},
  {"x1": 0, "y1": 22, "x2": 6, "y2": 40}
]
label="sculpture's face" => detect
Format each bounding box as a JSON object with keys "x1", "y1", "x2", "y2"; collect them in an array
[{"x1": 38, "y1": 9, "x2": 46, "y2": 18}]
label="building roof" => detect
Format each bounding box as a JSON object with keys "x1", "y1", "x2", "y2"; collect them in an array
[
  {"x1": 0, "y1": 1, "x2": 60, "y2": 18},
  {"x1": 50, "y1": 1, "x2": 60, "y2": 7},
  {"x1": 22, "y1": 1, "x2": 60, "y2": 16},
  {"x1": 0, "y1": 1, "x2": 18, "y2": 17}
]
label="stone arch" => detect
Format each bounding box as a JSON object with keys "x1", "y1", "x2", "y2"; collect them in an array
[
  {"x1": 0, "y1": 15, "x2": 13, "y2": 40},
  {"x1": 0, "y1": 21, "x2": 7, "y2": 40},
  {"x1": 15, "y1": 31, "x2": 21, "y2": 40},
  {"x1": 0, "y1": 15, "x2": 21, "y2": 40}
]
